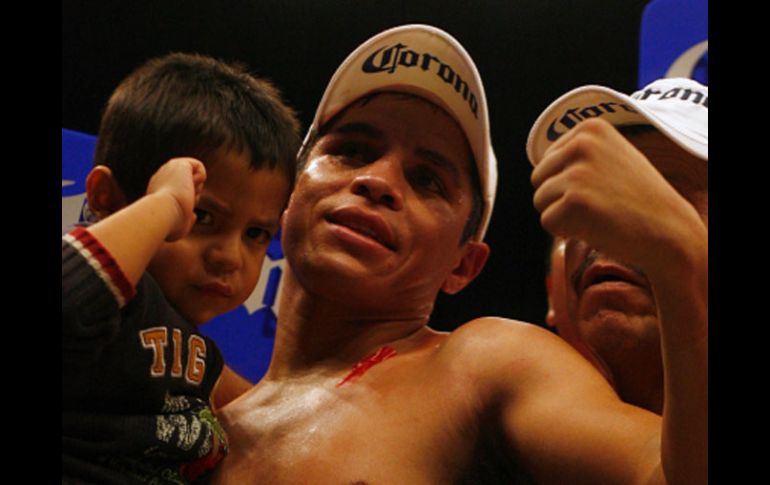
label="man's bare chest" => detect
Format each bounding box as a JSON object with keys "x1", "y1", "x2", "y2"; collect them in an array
[{"x1": 218, "y1": 367, "x2": 475, "y2": 483}]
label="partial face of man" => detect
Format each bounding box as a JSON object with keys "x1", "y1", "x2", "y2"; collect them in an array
[
  {"x1": 281, "y1": 93, "x2": 488, "y2": 311},
  {"x1": 558, "y1": 129, "x2": 707, "y2": 364}
]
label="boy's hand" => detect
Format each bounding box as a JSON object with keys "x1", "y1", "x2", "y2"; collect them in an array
[{"x1": 146, "y1": 157, "x2": 207, "y2": 241}]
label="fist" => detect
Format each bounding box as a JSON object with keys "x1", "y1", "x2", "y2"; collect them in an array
[
  {"x1": 530, "y1": 118, "x2": 700, "y2": 272},
  {"x1": 146, "y1": 157, "x2": 207, "y2": 241}
]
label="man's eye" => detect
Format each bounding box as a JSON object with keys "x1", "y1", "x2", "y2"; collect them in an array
[
  {"x1": 194, "y1": 209, "x2": 213, "y2": 225},
  {"x1": 245, "y1": 227, "x2": 271, "y2": 244},
  {"x1": 411, "y1": 169, "x2": 445, "y2": 196},
  {"x1": 333, "y1": 142, "x2": 371, "y2": 165}
]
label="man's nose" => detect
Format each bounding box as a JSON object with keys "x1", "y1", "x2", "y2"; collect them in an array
[{"x1": 350, "y1": 159, "x2": 404, "y2": 210}]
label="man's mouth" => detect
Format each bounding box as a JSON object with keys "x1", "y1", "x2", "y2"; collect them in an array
[
  {"x1": 326, "y1": 207, "x2": 397, "y2": 251},
  {"x1": 573, "y1": 255, "x2": 649, "y2": 296}
]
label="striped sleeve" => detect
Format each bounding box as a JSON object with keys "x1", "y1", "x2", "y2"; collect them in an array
[{"x1": 62, "y1": 226, "x2": 136, "y2": 307}]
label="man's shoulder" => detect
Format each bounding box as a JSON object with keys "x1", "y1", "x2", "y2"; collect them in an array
[
  {"x1": 446, "y1": 317, "x2": 557, "y2": 350},
  {"x1": 435, "y1": 317, "x2": 607, "y2": 400},
  {"x1": 436, "y1": 317, "x2": 569, "y2": 376}
]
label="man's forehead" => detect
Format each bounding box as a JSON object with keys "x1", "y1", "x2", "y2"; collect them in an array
[
  {"x1": 326, "y1": 120, "x2": 384, "y2": 139},
  {"x1": 328, "y1": 92, "x2": 470, "y2": 151}
]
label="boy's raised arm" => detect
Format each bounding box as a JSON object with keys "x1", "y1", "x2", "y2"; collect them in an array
[{"x1": 84, "y1": 158, "x2": 206, "y2": 286}]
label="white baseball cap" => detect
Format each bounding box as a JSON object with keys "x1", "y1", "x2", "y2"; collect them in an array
[
  {"x1": 303, "y1": 24, "x2": 497, "y2": 241},
  {"x1": 526, "y1": 77, "x2": 708, "y2": 165}
]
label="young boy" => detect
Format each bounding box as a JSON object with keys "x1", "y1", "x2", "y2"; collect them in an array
[{"x1": 62, "y1": 53, "x2": 300, "y2": 484}]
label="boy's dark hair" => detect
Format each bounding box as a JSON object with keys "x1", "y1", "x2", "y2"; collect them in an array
[{"x1": 94, "y1": 52, "x2": 301, "y2": 203}]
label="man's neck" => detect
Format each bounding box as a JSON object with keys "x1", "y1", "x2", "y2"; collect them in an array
[
  {"x1": 612, "y1": 363, "x2": 664, "y2": 415},
  {"x1": 601, "y1": 348, "x2": 664, "y2": 415},
  {"x1": 266, "y1": 271, "x2": 439, "y2": 379}
]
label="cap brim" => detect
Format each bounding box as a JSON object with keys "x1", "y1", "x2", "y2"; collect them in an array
[{"x1": 526, "y1": 85, "x2": 708, "y2": 165}]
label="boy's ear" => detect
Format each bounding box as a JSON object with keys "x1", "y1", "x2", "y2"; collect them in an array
[
  {"x1": 85, "y1": 166, "x2": 127, "y2": 219},
  {"x1": 440, "y1": 241, "x2": 490, "y2": 295}
]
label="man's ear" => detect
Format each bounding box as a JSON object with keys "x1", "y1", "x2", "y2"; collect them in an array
[
  {"x1": 545, "y1": 275, "x2": 568, "y2": 329},
  {"x1": 440, "y1": 241, "x2": 490, "y2": 295},
  {"x1": 85, "y1": 165, "x2": 127, "y2": 219},
  {"x1": 545, "y1": 238, "x2": 569, "y2": 329},
  {"x1": 545, "y1": 275, "x2": 557, "y2": 329}
]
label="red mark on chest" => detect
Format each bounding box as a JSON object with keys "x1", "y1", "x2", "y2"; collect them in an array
[{"x1": 336, "y1": 346, "x2": 397, "y2": 387}]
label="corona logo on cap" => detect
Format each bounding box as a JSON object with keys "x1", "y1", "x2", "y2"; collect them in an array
[
  {"x1": 546, "y1": 102, "x2": 639, "y2": 142},
  {"x1": 360, "y1": 42, "x2": 479, "y2": 119}
]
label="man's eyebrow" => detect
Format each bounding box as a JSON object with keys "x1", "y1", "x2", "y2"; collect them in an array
[
  {"x1": 327, "y1": 121, "x2": 383, "y2": 139},
  {"x1": 325, "y1": 120, "x2": 465, "y2": 183},
  {"x1": 415, "y1": 147, "x2": 462, "y2": 184}
]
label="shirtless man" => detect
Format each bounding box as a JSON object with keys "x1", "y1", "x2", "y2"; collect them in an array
[
  {"x1": 533, "y1": 79, "x2": 708, "y2": 415},
  {"x1": 214, "y1": 25, "x2": 706, "y2": 484}
]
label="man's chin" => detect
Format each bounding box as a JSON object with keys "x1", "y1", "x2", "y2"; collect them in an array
[{"x1": 575, "y1": 301, "x2": 660, "y2": 342}]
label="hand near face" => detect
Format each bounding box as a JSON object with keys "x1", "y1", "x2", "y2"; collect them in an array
[
  {"x1": 146, "y1": 157, "x2": 207, "y2": 242},
  {"x1": 530, "y1": 118, "x2": 705, "y2": 275}
]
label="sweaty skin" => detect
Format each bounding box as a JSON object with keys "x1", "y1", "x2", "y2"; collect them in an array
[{"x1": 213, "y1": 96, "x2": 693, "y2": 485}]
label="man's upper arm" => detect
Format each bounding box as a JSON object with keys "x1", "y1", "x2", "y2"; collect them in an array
[{"x1": 473, "y1": 319, "x2": 665, "y2": 485}]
